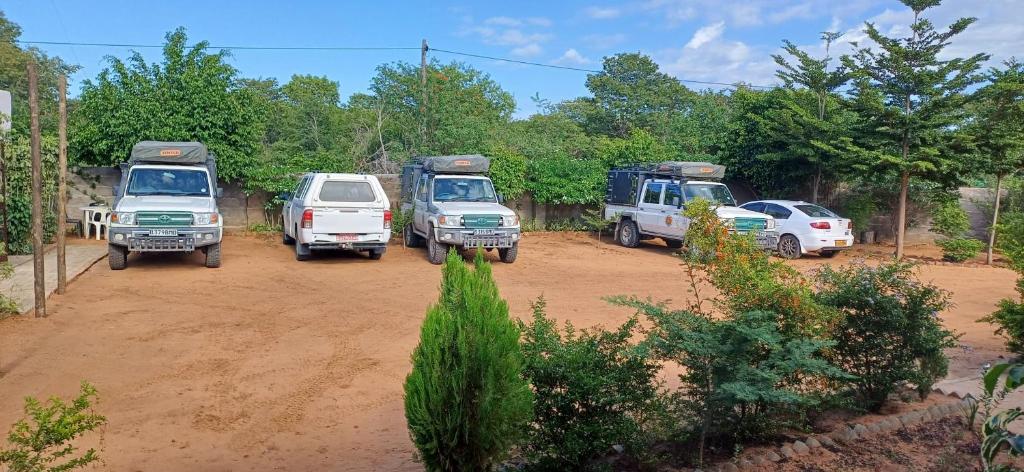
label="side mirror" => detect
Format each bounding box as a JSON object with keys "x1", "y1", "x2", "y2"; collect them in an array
[
  {"x1": 216, "y1": 187, "x2": 224, "y2": 198},
  {"x1": 278, "y1": 192, "x2": 291, "y2": 201},
  {"x1": 497, "y1": 193, "x2": 506, "y2": 204}
]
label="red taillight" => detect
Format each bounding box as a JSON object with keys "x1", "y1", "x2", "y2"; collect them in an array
[
  {"x1": 301, "y1": 209, "x2": 313, "y2": 229},
  {"x1": 810, "y1": 221, "x2": 831, "y2": 230},
  {"x1": 384, "y1": 210, "x2": 392, "y2": 229},
  {"x1": 847, "y1": 220, "x2": 853, "y2": 229}
]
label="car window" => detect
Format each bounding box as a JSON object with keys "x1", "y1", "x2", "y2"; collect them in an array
[
  {"x1": 765, "y1": 204, "x2": 792, "y2": 219},
  {"x1": 432, "y1": 178, "x2": 497, "y2": 203},
  {"x1": 663, "y1": 184, "x2": 683, "y2": 207},
  {"x1": 643, "y1": 183, "x2": 664, "y2": 205},
  {"x1": 295, "y1": 176, "x2": 312, "y2": 200},
  {"x1": 742, "y1": 202, "x2": 765, "y2": 213},
  {"x1": 682, "y1": 183, "x2": 736, "y2": 206},
  {"x1": 795, "y1": 204, "x2": 838, "y2": 218},
  {"x1": 416, "y1": 175, "x2": 429, "y2": 202},
  {"x1": 319, "y1": 181, "x2": 376, "y2": 202}
]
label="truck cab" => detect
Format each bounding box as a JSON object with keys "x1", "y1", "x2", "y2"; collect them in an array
[
  {"x1": 400, "y1": 155, "x2": 521, "y2": 265},
  {"x1": 107, "y1": 141, "x2": 223, "y2": 269},
  {"x1": 603, "y1": 162, "x2": 779, "y2": 250}
]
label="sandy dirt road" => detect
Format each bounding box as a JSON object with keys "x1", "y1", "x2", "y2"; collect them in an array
[{"x1": 0, "y1": 233, "x2": 1016, "y2": 471}]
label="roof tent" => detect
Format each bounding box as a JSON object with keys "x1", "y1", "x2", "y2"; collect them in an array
[
  {"x1": 129, "y1": 141, "x2": 210, "y2": 164},
  {"x1": 417, "y1": 154, "x2": 490, "y2": 174}
]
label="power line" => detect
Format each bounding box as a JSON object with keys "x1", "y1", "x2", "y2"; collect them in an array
[{"x1": 17, "y1": 40, "x2": 419, "y2": 51}]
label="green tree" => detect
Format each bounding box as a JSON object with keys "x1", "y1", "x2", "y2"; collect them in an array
[
  {"x1": 970, "y1": 59, "x2": 1024, "y2": 264},
  {"x1": 404, "y1": 250, "x2": 532, "y2": 472},
  {"x1": 71, "y1": 28, "x2": 265, "y2": 182},
  {"x1": 844, "y1": 0, "x2": 988, "y2": 258},
  {"x1": 762, "y1": 33, "x2": 853, "y2": 202},
  {"x1": 0, "y1": 11, "x2": 78, "y2": 134},
  {"x1": 0, "y1": 382, "x2": 106, "y2": 472}
]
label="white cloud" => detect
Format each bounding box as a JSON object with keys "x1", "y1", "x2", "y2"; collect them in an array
[
  {"x1": 511, "y1": 43, "x2": 543, "y2": 57},
  {"x1": 584, "y1": 6, "x2": 622, "y2": 19},
  {"x1": 583, "y1": 33, "x2": 627, "y2": 49},
  {"x1": 459, "y1": 15, "x2": 555, "y2": 59},
  {"x1": 553, "y1": 48, "x2": 592, "y2": 65},
  {"x1": 685, "y1": 22, "x2": 725, "y2": 49},
  {"x1": 484, "y1": 16, "x2": 521, "y2": 27}
]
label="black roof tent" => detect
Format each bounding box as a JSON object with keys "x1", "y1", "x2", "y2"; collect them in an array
[{"x1": 415, "y1": 154, "x2": 490, "y2": 174}]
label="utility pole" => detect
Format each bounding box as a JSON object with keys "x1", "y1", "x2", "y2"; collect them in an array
[
  {"x1": 0, "y1": 89, "x2": 10, "y2": 259},
  {"x1": 420, "y1": 39, "x2": 429, "y2": 149},
  {"x1": 28, "y1": 62, "x2": 45, "y2": 317},
  {"x1": 57, "y1": 76, "x2": 68, "y2": 293}
]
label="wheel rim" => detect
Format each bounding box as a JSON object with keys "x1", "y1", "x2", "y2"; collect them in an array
[
  {"x1": 622, "y1": 225, "x2": 634, "y2": 244},
  {"x1": 780, "y1": 237, "x2": 798, "y2": 258}
]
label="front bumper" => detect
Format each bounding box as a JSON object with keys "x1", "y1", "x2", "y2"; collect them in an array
[
  {"x1": 733, "y1": 230, "x2": 779, "y2": 250},
  {"x1": 108, "y1": 226, "x2": 222, "y2": 251},
  {"x1": 434, "y1": 227, "x2": 521, "y2": 248}
]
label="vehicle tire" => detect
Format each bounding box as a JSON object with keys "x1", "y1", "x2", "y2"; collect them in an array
[
  {"x1": 369, "y1": 247, "x2": 386, "y2": 260},
  {"x1": 108, "y1": 244, "x2": 128, "y2": 270},
  {"x1": 403, "y1": 223, "x2": 423, "y2": 248},
  {"x1": 820, "y1": 249, "x2": 840, "y2": 258},
  {"x1": 499, "y1": 243, "x2": 518, "y2": 263},
  {"x1": 282, "y1": 219, "x2": 295, "y2": 245},
  {"x1": 778, "y1": 234, "x2": 802, "y2": 259},
  {"x1": 426, "y1": 227, "x2": 447, "y2": 265},
  {"x1": 618, "y1": 219, "x2": 640, "y2": 248},
  {"x1": 664, "y1": 238, "x2": 684, "y2": 249},
  {"x1": 205, "y1": 243, "x2": 222, "y2": 268},
  {"x1": 295, "y1": 242, "x2": 312, "y2": 261}
]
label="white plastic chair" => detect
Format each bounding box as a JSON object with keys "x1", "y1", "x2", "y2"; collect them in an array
[{"x1": 89, "y1": 207, "x2": 111, "y2": 240}]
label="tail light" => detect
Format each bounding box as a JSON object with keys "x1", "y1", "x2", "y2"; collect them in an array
[
  {"x1": 301, "y1": 209, "x2": 313, "y2": 229},
  {"x1": 810, "y1": 221, "x2": 831, "y2": 230},
  {"x1": 847, "y1": 221, "x2": 853, "y2": 229},
  {"x1": 383, "y1": 210, "x2": 392, "y2": 230}
]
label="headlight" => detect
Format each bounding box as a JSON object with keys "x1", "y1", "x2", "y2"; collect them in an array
[
  {"x1": 502, "y1": 215, "x2": 519, "y2": 227},
  {"x1": 111, "y1": 212, "x2": 135, "y2": 225},
  {"x1": 766, "y1": 219, "x2": 776, "y2": 230},
  {"x1": 722, "y1": 218, "x2": 735, "y2": 228},
  {"x1": 193, "y1": 212, "x2": 219, "y2": 225},
  {"x1": 439, "y1": 215, "x2": 463, "y2": 226}
]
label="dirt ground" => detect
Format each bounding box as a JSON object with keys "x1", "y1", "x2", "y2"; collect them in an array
[{"x1": 0, "y1": 232, "x2": 1018, "y2": 471}]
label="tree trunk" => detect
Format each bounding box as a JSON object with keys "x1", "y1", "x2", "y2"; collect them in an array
[
  {"x1": 896, "y1": 171, "x2": 909, "y2": 260},
  {"x1": 811, "y1": 166, "x2": 822, "y2": 204},
  {"x1": 988, "y1": 173, "x2": 1004, "y2": 265}
]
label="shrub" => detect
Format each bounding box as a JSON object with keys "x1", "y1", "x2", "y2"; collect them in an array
[
  {"x1": 931, "y1": 200, "x2": 971, "y2": 239},
  {"x1": 0, "y1": 382, "x2": 106, "y2": 472},
  {"x1": 0, "y1": 243, "x2": 17, "y2": 316},
  {"x1": 519, "y1": 298, "x2": 662, "y2": 469},
  {"x1": 983, "y1": 300, "x2": 1024, "y2": 356},
  {"x1": 843, "y1": 194, "x2": 877, "y2": 235},
  {"x1": 997, "y1": 211, "x2": 1024, "y2": 272},
  {"x1": 936, "y1": 237, "x2": 984, "y2": 262},
  {"x1": 487, "y1": 145, "x2": 528, "y2": 200},
  {"x1": 816, "y1": 262, "x2": 957, "y2": 411},
  {"x1": 983, "y1": 215, "x2": 1024, "y2": 355},
  {"x1": 403, "y1": 249, "x2": 532, "y2": 472}
]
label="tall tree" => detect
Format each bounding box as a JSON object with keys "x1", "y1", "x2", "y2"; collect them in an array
[
  {"x1": 764, "y1": 33, "x2": 851, "y2": 202},
  {"x1": 72, "y1": 28, "x2": 265, "y2": 182},
  {"x1": 0, "y1": 11, "x2": 78, "y2": 134},
  {"x1": 970, "y1": 59, "x2": 1024, "y2": 264},
  {"x1": 844, "y1": 0, "x2": 988, "y2": 258}
]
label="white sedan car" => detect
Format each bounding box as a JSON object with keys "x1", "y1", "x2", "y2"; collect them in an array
[{"x1": 739, "y1": 200, "x2": 853, "y2": 259}]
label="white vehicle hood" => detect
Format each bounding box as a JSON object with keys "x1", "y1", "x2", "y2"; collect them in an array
[
  {"x1": 115, "y1": 196, "x2": 217, "y2": 213},
  {"x1": 434, "y1": 201, "x2": 515, "y2": 217},
  {"x1": 716, "y1": 206, "x2": 773, "y2": 221}
]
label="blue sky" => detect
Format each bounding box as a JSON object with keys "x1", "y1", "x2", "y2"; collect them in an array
[{"x1": 5, "y1": 0, "x2": 1022, "y2": 117}]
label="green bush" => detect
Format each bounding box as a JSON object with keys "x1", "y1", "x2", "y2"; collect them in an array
[
  {"x1": 982, "y1": 300, "x2": 1024, "y2": 356},
  {"x1": 816, "y1": 262, "x2": 957, "y2": 410},
  {"x1": 997, "y1": 212, "x2": 1024, "y2": 272},
  {"x1": 0, "y1": 382, "x2": 106, "y2": 472},
  {"x1": 936, "y1": 237, "x2": 984, "y2": 262},
  {"x1": 519, "y1": 298, "x2": 662, "y2": 469},
  {"x1": 404, "y1": 249, "x2": 532, "y2": 472},
  {"x1": 842, "y1": 194, "x2": 877, "y2": 234},
  {"x1": 487, "y1": 145, "x2": 528, "y2": 200},
  {"x1": 526, "y1": 155, "x2": 607, "y2": 205},
  {"x1": 931, "y1": 200, "x2": 971, "y2": 239}
]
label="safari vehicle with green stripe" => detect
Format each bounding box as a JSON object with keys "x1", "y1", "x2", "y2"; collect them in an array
[
  {"x1": 603, "y1": 161, "x2": 779, "y2": 251},
  {"x1": 400, "y1": 155, "x2": 521, "y2": 265},
  {"x1": 107, "y1": 141, "x2": 223, "y2": 270}
]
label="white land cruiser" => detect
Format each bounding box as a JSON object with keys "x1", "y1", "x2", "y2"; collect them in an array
[
  {"x1": 108, "y1": 141, "x2": 223, "y2": 270},
  {"x1": 603, "y1": 162, "x2": 779, "y2": 250},
  {"x1": 281, "y1": 173, "x2": 391, "y2": 261}
]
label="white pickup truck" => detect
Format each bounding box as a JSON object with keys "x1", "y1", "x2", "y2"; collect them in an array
[
  {"x1": 604, "y1": 162, "x2": 779, "y2": 250},
  {"x1": 281, "y1": 173, "x2": 391, "y2": 261}
]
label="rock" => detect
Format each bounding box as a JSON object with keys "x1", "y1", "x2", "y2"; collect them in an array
[
  {"x1": 764, "y1": 451, "x2": 782, "y2": 463},
  {"x1": 780, "y1": 445, "x2": 797, "y2": 459},
  {"x1": 720, "y1": 463, "x2": 740, "y2": 472},
  {"x1": 792, "y1": 440, "x2": 810, "y2": 454},
  {"x1": 929, "y1": 405, "x2": 942, "y2": 417},
  {"x1": 867, "y1": 422, "x2": 881, "y2": 434},
  {"x1": 737, "y1": 459, "x2": 754, "y2": 470},
  {"x1": 899, "y1": 412, "x2": 916, "y2": 427},
  {"x1": 752, "y1": 456, "x2": 769, "y2": 466},
  {"x1": 805, "y1": 437, "x2": 822, "y2": 448}
]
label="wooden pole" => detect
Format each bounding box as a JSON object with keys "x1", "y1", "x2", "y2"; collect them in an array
[
  {"x1": 57, "y1": 76, "x2": 68, "y2": 293},
  {"x1": 28, "y1": 62, "x2": 45, "y2": 317},
  {"x1": 420, "y1": 39, "x2": 428, "y2": 147}
]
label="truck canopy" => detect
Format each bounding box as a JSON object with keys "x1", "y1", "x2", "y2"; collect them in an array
[
  {"x1": 651, "y1": 161, "x2": 725, "y2": 180},
  {"x1": 417, "y1": 155, "x2": 490, "y2": 174},
  {"x1": 129, "y1": 141, "x2": 210, "y2": 165},
  {"x1": 605, "y1": 161, "x2": 728, "y2": 205}
]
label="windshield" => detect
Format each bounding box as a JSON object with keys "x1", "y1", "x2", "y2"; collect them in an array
[
  {"x1": 795, "y1": 204, "x2": 838, "y2": 218},
  {"x1": 432, "y1": 178, "x2": 497, "y2": 203},
  {"x1": 127, "y1": 168, "x2": 210, "y2": 197},
  {"x1": 683, "y1": 183, "x2": 736, "y2": 206}
]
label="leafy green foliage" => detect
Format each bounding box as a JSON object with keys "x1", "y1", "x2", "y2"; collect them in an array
[
  {"x1": 0, "y1": 12, "x2": 78, "y2": 135},
  {"x1": 0, "y1": 242, "x2": 17, "y2": 316},
  {"x1": 983, "y1": 300, "x2": 1024, "y2": 356},
  {"x1": 970, "y1": 59, "x2": 1024, "y2": 180},
  {"x1": 843, "y1": 194, "x2": 878, "y2": 234},
  {"x1": 526, "y1": 155, "x2": 606, "y2": 205},
  {"x1": 519, "y1": 298, "x2": 662, "y2": 469},
  {"x1": 487, "y1": 145, "x2": 528, "y2": 200},
  {"x1": 404, "y1": 250, "x2": 532, "y2": 471},
  {"x1": 979, "y1": 363, "x2": 1024, "y2": 471},
  {"x1": 983, "y1": 213, "x2": 1024, "y2": 355},
  {"x1": 936, "y1": 237, "x2": 984, "y2": 262},
  {"x1": 932, "y1": 200, "x2": 971, "y2": 238},
  {"x1": 0, "y1": 382, "x2": 106, "y2": 472},
  {"x1": 816, "y1": 262, "x2": 957, "y2": 410}
]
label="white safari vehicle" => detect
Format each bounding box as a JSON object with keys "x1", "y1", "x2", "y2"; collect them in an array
[
  {"x1": 604, "y1": 162, "x2": 779, "y2": 250},
  {"x1": 739, "y1": 200, "x2": 853, "y2": 259},
  {"x1": 281, "y1": 173, "x2": 392, "y2": 261}
]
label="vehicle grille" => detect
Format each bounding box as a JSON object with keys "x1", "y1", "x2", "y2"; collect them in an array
[
  {"x1": 733, "y1": 217, "x2": 767, "y2": 232},
  {"x1": 137, "y1": 211, "x2": 193, "y2": 226},
  {"x1": 130, "y1": 236, "x2": 195, "y2": 251},
  {"x1": 463, "y1": 214, "x2": 501, "y2": 228}
]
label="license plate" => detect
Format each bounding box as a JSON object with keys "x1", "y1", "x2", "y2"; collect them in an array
[
  {"x1": 150, "y1": 229, "x2": 177, "y2": 237},
  {"x1": 835, "y1": 239, "x2": 848, "y2": 247},
  {"x1": 336, "y1": 234, "x2": 358, "y2": 242},
  {"x1": 474, "y1": 229, "x2": 495, "y2": 235}
]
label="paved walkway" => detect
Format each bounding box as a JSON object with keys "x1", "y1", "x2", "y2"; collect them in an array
[{"x1": 1, "y1": 242, "x2": 108, "y2": 315}]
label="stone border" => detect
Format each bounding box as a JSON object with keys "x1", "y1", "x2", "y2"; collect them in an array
[{"x1": 706, "y1": 392, "x2": 976, "y2": 472}]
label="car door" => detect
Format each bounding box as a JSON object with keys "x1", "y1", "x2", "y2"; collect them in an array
[
  {"x1": 413, "y1": 174, "x2": 430, "y2": 234},
  {"x1": 763, "y1": 203, "x2": 793, "y2": 233},
  {"x1": 741, "y1": 202, "x2": 766, "y2": 214},
  {"x1": 635, "y1": 182, "x2": 666, "y2": 235},
  {"x1": 661, "y1": 183, "x2": 686, "y2": 239}
]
